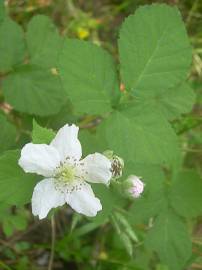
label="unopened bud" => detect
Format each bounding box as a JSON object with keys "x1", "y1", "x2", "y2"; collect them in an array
[{"x1": 125, "y1": 175, "x2": 144, "y2": 198}]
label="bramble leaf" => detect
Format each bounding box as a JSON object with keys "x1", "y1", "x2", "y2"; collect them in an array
[
  {"x1": 99, "y1": 108, "x2": 181, "y2": 166},
  {"x1": 119, "y1": 4, "x2": 192, "y2": 94},
  {"x1": 32, "y1": 120, "x2": 55, "y2": 144},
  {"x1": 170, "y1": 170, "x2": 202, "y2": 218},
  {"x1": 0, "y1": 113, "x2": 16, "y2": 153},
  {"x1": 0, "y1": 150, "x2": 37, "y2": 206},
  {"x1": 26, "y1": 15, "x2": 63, "y2": 68},
  {"x1": 3, "y1": 65, "x2": 67, "y2": 116},
  {"x1": 0, "y1": 17, "x2": 25, "y2": 72},
  {"x1": 127, "y1": 163, "x2": 167, "y2": 224},
  {"x1": 59, "y1": 39, "x2": 120, "y2": 114},
  {"x1": 131, "y1": 82, "x2": 195, "y2": 120},
  {"x1": 145, "y1": 209, "x2": 192, "y2": 270}
]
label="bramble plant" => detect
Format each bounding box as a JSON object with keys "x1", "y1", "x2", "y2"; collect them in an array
[{"x1": 0, "y1": 1, "x2": 201, "y2": 270}]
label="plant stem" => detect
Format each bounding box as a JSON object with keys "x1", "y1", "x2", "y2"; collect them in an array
[{"x1": 48, "y1": 215, "x2": 56, "y2": 270}]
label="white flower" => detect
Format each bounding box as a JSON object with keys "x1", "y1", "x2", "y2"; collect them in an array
[
  {"x1": 19, "y1": 124, "x2": 112, "y2": 219},
  {"x1": 126, "y1": 175, "x2": 144, "y2": 198}
]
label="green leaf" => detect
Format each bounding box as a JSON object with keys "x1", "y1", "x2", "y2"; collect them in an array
[
  {"x1": 119, "y1": 232, "x2": 133, "y2": 256},
  {"x1": 3, "y1": 65, "x2": 67, "y2": 116},
  {"x1": 129, "y1": 195, "x2": 167, "y2": 225},
  {"x1": 127, "y1": 163, "x2": 167, "y2": 224},
  {"x1": 2, "y1": 209, "x2": 27, "y2": 237},
  {"x1": 100, "y1": 108, "x2": 181, "y2": 166},
  {"x1": 32, "y1": 120, "x2": 55, "y2": 144},
  {"x1": 0, "y1": 17, "x2": 25, "y2": 72},
  {"x1": 132, "y1": 82, "x2": 195, "y2": 121},
  {"x1": 170, "y1": 170, "x2": 202, "y2": 218},
  {"x1": 79, "y1": 129, "x2": 108, "y2": 156},
  {"x1": 59, "y1": 39, "x2": 120, "y2": 114},
  {"x1": 145, "y1": 209, "x2": 192, "y2": 270},
  {"x1": 26, "y1": 15, "x2": 63, "y2": 68},
  {"x1": 0, "y1": 150, "x2": 37, "y2": 206},
  {"x1": 119, "y1": 4, "x2": 191, "y2": 94},
  {"x1": 0, "y1": 113, "x2": 16, "y2": 153},
  {"x1": 91, "y1": 184, "x2": 124, "y2": 225},
  {"x1": 125, "y1": 162, "x2": 165, "y2": 194},
  {"x1": 2, "y1": 218, "x2": 14, "y2": 237},
  {"x1": 0, "y1": 1, "x2": 5, "y2": 22},
  {"x1": 114, "y1": 212, "x2": 138, "y2": 242}
]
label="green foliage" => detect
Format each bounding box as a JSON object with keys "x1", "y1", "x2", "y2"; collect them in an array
[
  {"x1": 0, "y1": 2, "x2": 200, "y2": 270},
  {"x1": 2, "y1": 209, "x2": 28, "y2": 237},
  {"x1": 92, "y1": 184, "x2": 124, "y2": 225},
  {"x1": 32, "y1": 120, "x2": 55, "y2": 144},
  {"x1": 0, "y1": 17, "x2": 25, "y2": 72},
  {"x1": 59, "y1": 39, "x2": 120, "y2": 114},
  {"x1": 99, "y1": 108, "x2": 181, "y2": 166},
  {"x1": 26, "y1": 15, "x2": 63, "y2": 68},
  {"x1": 0, "y1": 1, "x2": 5, "y2": 23},
  {"x1": 0, "y1": 150, "x2": 37, "y2": 206},
  {"x1": 3, "y1": 65, "x2": 67, "y2": 116},
  {"x1": 171, "y1": 170, "x2": 202, "y2": 218},
  {"x1": 0, "y1": 113, "x2": 16, "y2": 153},
  {"x1": 132, "y1": 82, "x2": 196, "y2": 121},
  {"x1": 145, "y1": 209, "x2": 192, "y2": 270},
  {"x1": 119, "y1": 4, "x2": 192, "y2": 94},
  {"x1": 127, "y1": 163, "x2": 166, "y2": 224},
  {"x1": 111, "y1": 211, "x2": 138, "y2": 256}
]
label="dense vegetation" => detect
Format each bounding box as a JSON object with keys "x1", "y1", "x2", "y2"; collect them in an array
[{"x1": 0, "y1": 0, "x2": 202, "y2": 269}]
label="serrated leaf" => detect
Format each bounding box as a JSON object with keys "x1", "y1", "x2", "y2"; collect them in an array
[
  {"x1": 170, "y1": 170, "x2": 202, "y2": 218},
  {"x1": 59, "y1": 39, "x2": 120, "y2": 114},
  {"x1": 0, "y1": 113, "x2": 16, "y2": 153},
  {"x1": 0, "y1": 17, "x2": 25, "y2": 72},
  {"x1": 32, "y1": 120, "x2": 55, "y2": 144},
  {"x1": 26, "y1": 15, "x2": 63, "y2": 68},
  {"x1": 3, "y1": 65, "x2": 67, "y2": 116},
  {"x1": 0, "y1": 150, "x2": 37, "y2": 206},
  {"x1": 145, "y1": 209, "x2": 192, "y2": 270},
  {"x1": 127, "y1": 163, "x2": 167, "y2": 224},
  {"x1": 119, "y1": 4, "x2": 192, "y2": 94},
  {"x1": 132, "y1": 82, "x2": 195, "y2": 121},
  {"x1": 99, "y1": 108, "x2": 181, "y2": 166}
]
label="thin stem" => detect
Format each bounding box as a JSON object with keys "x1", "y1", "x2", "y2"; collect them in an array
[{"x1": 48, "y1": 215, "x2": 56, "y2": 270}]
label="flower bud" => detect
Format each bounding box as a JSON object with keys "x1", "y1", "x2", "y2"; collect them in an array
[
  {"x1": 103, "y1": 150, "x2": 124, "y2": 180},
  {"x1": 125, "y1": 175, "x2": 144, "y2": 198}
]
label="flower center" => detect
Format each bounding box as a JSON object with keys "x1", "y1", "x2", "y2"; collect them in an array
[
  {"x1": 55, "y1": 164, "x2": 75, "y2": 184},
  {"x1": 53, "y1": 161, "x2": 87, "y2": 194}
]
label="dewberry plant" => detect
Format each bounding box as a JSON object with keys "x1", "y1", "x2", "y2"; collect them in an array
[{"x1": 0, "y1": 2, "x2": 201, "y2": 270}]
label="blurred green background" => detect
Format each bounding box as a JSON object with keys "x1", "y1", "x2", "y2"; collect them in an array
[{"x1": 0, "y1": 0, "x2": 202, "y2": 269}]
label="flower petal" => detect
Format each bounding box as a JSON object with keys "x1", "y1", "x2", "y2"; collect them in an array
[
  {"x1": 19, "y1": 143, "x2": 61, "y2": 177},
  {"x1": 67, "y1": 182, "x2": 102, "y2": 217},
  {"x1": 80, "y1": 153, "x2": 112, "y2": 185},
  {"x1": 32, "y1": 178, "x2": 65, "y2": 219},
  {"x1": 50, "y1": 124, "x2": 82, "y2": 162}
]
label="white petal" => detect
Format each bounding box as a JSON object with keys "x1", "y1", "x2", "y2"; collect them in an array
[
  {"x1": 67, "y1": 183, "x2": 102, "y2": 217},
  {"x1": 19, "y1": 143, "x2": 61, "y2": 177},
  {"x1": 50, "y1": 124, "x2": 82, "y2": 162},
  {"x1": 80, "y1": 153, "x2": 112, "y2": 184},
  {"x1": 32, "y1": 178, "x2": 65, "y2": 219}
]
